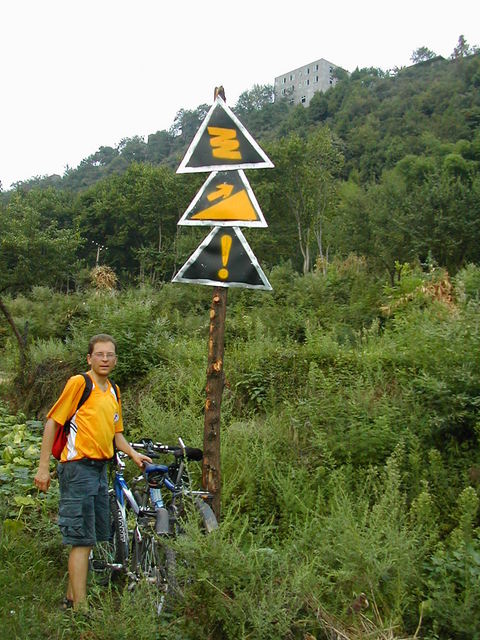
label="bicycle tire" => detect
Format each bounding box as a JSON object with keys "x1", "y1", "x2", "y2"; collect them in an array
[
  {"x1": 89, "y1": 493, "x2": 128, "y2": 583},
  {"x1": 131, "y1": 530, "x2": 176, "y2": 615},
  {"x1": 172, "y1": 494, "x2": 219, "y2": 536},
  {"x1": 194, "y1": 497, "x2": 218, "y2": 533}
]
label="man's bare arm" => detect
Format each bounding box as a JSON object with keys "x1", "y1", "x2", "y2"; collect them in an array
[{"x1": 34, "y1": 418, "x2": 58, "y2": 492}]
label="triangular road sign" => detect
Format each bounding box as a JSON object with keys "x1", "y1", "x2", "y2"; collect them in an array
[
  {"x1": 178, "y1": 170, "x2": 267, "y2": 228},
  {"x1": 172, "y1": 227, "x2": 272, "y2": 290},
  {"x1": 177, "y1": 96, "x2": 274, "y2": 173}
]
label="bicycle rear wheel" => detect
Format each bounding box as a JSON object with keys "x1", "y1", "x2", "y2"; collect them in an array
[
  {"x1": 89, "y1": 492, "x2": 128, "y2": 584},
  {"x1": 194, "y1": 496, "x2": 218, "y2": 533}
]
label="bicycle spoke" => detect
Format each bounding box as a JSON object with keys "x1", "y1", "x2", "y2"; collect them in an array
[{"x1": 131, "y1": 529, "x2": 175, "y2": 615}]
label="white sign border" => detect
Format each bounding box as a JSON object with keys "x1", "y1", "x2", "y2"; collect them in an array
[
  {"x1": 172, "y1": 226, "x2": 272, "y2": 290},
  {"x1": 176, "y1": 96, "x2": 274, "y2": 174},
  {"x1": 178, "y1": 170, "x2": 268, "y2": 228}
]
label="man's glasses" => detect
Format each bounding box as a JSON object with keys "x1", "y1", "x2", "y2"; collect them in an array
[{"x1": 91, "y1": 352, "x2": 117, "y2": 360}]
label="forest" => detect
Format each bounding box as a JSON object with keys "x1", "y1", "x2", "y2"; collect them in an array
[{"x1": 1, "y1": 38, "x2": 480, "y2": 639}]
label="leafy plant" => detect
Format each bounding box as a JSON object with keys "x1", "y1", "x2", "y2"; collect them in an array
[{"x1": 0, "y1": 403, "x2": 56, "y2": 517}]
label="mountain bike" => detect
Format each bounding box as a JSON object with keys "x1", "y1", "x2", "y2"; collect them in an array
[{"x1": 89, "y1": 437, "x2": 218, "y2": 612}]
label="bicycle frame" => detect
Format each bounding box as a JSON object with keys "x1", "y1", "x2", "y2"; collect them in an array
[{"x1": 111, "y1": 452, "x2": 141, "y2": 515}]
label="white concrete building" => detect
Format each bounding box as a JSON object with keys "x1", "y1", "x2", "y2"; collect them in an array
[{"x1": 274, "y1": 58, "x2": 341, "y2": 106}]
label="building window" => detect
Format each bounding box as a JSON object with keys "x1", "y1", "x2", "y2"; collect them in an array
[
  {"x1": 307, "y1": 79, "x2": 310, "y2": 85},
  {"x1": 315, "y1": 64, "x2": 319, "y2": 71},
  {"x1": 289, "y1": 74, "x2": 293, "y2": 80},
  {"x1": 307, "y1": 67, "x2": 310, "y2": 74},
  {"x1": 282, "y1": 77, "x2": 286, "y2": 84},
  {"x1": 301, "y1": 96, "x2": 306, "y2": 103},
  {"x1": 315, "y1": 75, "x2": 319, "y2": 82}
]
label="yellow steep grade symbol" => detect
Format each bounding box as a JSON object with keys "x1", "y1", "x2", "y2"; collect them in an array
[
  {"x1": 207, "y1": 127, "x2": 242, "y2": 160},
  {"x1": 191, "y1": 187, "x2": 257, "y2": 221}
]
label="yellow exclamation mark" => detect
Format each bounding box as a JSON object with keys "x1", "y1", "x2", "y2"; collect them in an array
[{"x1": 218, "y1": 234, "x2": 232, "y2": 280}]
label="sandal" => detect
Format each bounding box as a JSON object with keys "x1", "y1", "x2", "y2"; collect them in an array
[{"x1": 60, "y1": 597, "x2": 73, "y2": 611}]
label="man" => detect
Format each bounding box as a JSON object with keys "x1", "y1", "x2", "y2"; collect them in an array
[{"x1": 34, "y1": 334, "x2": 151, "y2": 611}]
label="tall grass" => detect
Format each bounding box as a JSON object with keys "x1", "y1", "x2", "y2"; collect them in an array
[{"x1": 1, "y1": 262, "x2": 480, "y2": 637}]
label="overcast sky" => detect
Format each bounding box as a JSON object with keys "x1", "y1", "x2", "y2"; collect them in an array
[{"x1": 1, "y1": 0, "x2": 479, "y2": 189}]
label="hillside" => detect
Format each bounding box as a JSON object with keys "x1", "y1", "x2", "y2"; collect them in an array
[
  {"x1": 1, "y1": 48, "x2": 480, "y2": 640},
  {"x1": 1, "y1": 56, "x2": 479, "y2": 295}
]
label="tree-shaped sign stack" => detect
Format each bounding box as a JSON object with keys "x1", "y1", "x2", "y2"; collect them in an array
[{"x1": 173, "y1": 93, "x2": 274, "y2": 290}]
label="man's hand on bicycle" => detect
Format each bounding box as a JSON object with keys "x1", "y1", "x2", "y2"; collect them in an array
[
  {"x1": 115, "y1": 433, "x2": 152, "y2": 469},
  {"x1": 130, "y1": 450, "x2": 152, "y2": 469}
]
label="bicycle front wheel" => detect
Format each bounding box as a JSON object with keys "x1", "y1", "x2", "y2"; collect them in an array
[{"x1": 89, "y1": 493, "x2": 128, "y2": 583}]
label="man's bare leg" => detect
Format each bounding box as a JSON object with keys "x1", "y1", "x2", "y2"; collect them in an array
[
  {"x1": 66, "y1": 574, "x2": 73, "y2": 602},
  {"x1": 68, "y1": 546, "x2": 92, "y2": 609}
]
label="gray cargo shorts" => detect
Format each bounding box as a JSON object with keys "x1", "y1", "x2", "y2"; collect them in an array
[{"x1": 57, "y1": 459, "x2": 110, "y2": 547}]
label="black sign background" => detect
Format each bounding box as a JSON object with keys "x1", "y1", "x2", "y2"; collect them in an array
[
  {"x1": 177, "y1": 97, "x2": 273, "y2": 173},
  {"x1": 174, "y1": 227, "x2": 271, "y2": 290},
  {"x1": 187, "y1": 104, "x2": 264, "y2": 168}
]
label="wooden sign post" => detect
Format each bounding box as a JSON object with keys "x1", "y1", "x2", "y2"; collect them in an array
[
  {"x1": 174, "y1": 87, "x2": 273, "y2": 521},
  {"x1": 202, "y1": 286, "x2": 227, "y2": 519}
]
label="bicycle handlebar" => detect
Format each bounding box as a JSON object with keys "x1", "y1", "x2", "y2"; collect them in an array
[{"x1": 130, "y1": 439, "x2": 203, "y2": 462}]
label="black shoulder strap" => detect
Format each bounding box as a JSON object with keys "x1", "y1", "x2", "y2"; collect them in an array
[
  {"x1": 76, "y1": 372, "x2": 93, "y2": 413},
  {"x1": 72, "y1": 374, "x2": 117, "y2": 413},
  {"x1": 108, "y1": 378, "x2": 119, "y2": 402},
  {"x1": 63, "y1": 373, "x2": 92, "y2": 435},
  {"x1": 108, "y1": 378, "x2": 120, "y2": 461}
]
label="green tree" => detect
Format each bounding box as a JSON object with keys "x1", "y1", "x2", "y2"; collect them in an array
[
  {"x1": 90, "y1": 145, "x2": 119, "y2": 166},
  {"x1": 411, "y1": 46, "x2": 438, "y2": 64},
  {"x1": 451, "y1": 34, "x2": 479, "y2": 59},
  {"x1": 335, "y1": 148, "x2": 480, "y2": 281},
  {"x1": 76, "y1": 163, "x2": 191, "y2": 282},
  {"x1": 146, "y1": 130, "x2": 172, "y2": 163},
  {"x1": 234, "y1": 84, "x2": 274, "y2": 117},
  {"x1": 365, "y1": 172, "x2": 415, "y2": 284},
  {"x1": 331, "y1": 180, "x2": 372, "y2": 261},
  {"x1": 117, "y1": 136, "x2": 147, "y2": 163},
  {"x1": 0, "y1": 193, "x2": 81, "y2": 372},
  {"x1": 232, "y1": 84, "x2": 291, "y2": 138},
  {"x1": 169, "y1": 105, "x2": 210, "y2": 144},
  {"x1": 0, "y1": 191, "x2": 80, "y2": 292},
  {"x1": 266, "y1": 128, "x2": 344, "y2": 273}
]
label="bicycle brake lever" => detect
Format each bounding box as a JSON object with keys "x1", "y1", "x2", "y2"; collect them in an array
[{"x1": 178, "y1": 437, "x2": 186, "y2": 456}]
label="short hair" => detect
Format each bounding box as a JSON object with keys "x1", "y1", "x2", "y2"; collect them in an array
[{"x1": 88, "y1": 334, "x2": 117, "y2": 355}]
